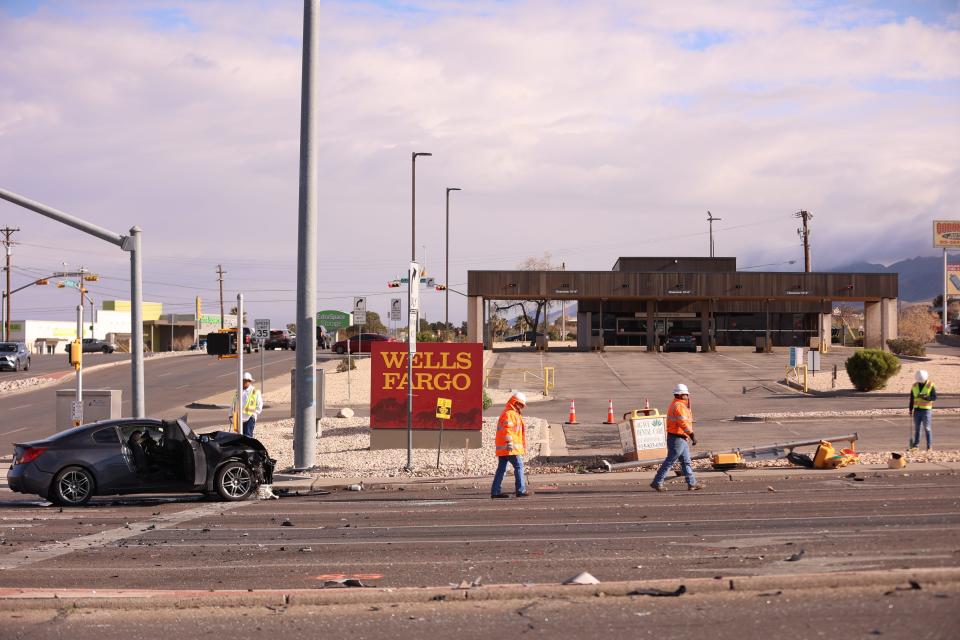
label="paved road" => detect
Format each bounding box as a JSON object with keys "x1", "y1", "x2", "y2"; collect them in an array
[
  {"x1": 0, "y1": 351, "x2": 339, "y2": 451},
  {"x1": 0, "y1": 473, "x2": 956, "y2": 590},
  {"x1": 0, "y1": 352, "x2": 128, "y2": 381},
  {"x1": 5, "y1": 582, "x2": 955, "y2": 640}
]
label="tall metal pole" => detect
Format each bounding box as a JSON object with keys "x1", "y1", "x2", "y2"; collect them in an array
[
  {"x1": 706, "y1": 211, "x2": 720, "y2": 258},
  {"x1": 408, "y1": 152, "x2": 431, "y2": 471},
  {"x1": 75, "y1": 305, "x2": 83, "y2": 425},
  {"x1": 944, "y1": 248, "x2": 949, "y2": 335},
  {"x1": 293, "y1": 0, "x2": 319, "y2": 470},
  {"x1": 1, "y1": 227, "x2": 18, "y2": 341},
  {"x1": 216, "y1": 265, "x2": 226, "y2": 329},
  {"x1": 796, "y1": 210, "x2": 813, "y2": 272},
  {"x1": 237, "y1": 293, "x2": 244, "y2": 434},
  {"x1": 128, "y1": 226, "x2": 145, "y2": 417},
  {"x1": 445, "y1": 187, "x2": 460, "y2": 341}
]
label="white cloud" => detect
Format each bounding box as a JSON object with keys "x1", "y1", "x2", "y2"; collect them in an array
[{"x1": 0, "y1": 0, "x2": 957, "y2": 323}]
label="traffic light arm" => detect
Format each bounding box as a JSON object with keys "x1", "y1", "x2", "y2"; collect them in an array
[{"x1": 7, "y1": 274, "x2": 60, "y2": 296}]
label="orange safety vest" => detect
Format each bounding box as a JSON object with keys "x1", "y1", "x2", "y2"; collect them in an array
[
  {"x1": 495, "y1": 399, "x2": 526, "y2": 456},
  {"x1": 666, "y1": 397, "x2": 693, "y2": 437}
]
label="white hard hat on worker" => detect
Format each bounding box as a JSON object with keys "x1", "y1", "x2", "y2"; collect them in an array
[
  {"x1": 915, "y1": 370, "x2": 929, "y2": 383},
  {"x1": 673, "y1": 383, "x2": 689, "y2": 396},
  {"x1": 510, "y1": 391, "x2": 527, "y2": 407}
]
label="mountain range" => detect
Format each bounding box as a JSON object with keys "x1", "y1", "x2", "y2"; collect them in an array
[{"x1": 829, "y1": 255, "x2": 955, "y2": 302}]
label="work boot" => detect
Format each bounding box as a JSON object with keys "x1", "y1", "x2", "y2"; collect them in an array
[
  {"x1": 650, "y1": 482, "x2": 665, "y2": 492},
  {"x1": 491, "y1": 493, "x2": 511, "y2": 499},
  {"x1": 516, "y1": 491, "x2": 533, "y2": 498},
  {"x1": 687, "y1": 482, "x2": 705, "y2": 491}
]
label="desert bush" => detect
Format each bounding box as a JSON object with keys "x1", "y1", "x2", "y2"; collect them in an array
[
  {"x1": 482, "y1": 389, "x2": 493, "y2": 410},
  {"x1": 336, "y1": 357, "x2": 357, "y2": 373},
  {"x1": 845, "y1": 349, "x2": 901, "y2": 391},
  {"x1": 898, "y1": 306, "x2": 938, "y2": 344},
  {"x1": 886, "y1": 338, "x2": 926, "y2": 357}
]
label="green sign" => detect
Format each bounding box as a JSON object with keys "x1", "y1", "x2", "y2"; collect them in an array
[{"x1": 317, "y1": 310, "x2": 351, "y2": 330}]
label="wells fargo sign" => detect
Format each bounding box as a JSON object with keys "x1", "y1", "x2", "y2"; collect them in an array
[{"x1": 370, "y1": 343, "x2": 482, "y2": 431}]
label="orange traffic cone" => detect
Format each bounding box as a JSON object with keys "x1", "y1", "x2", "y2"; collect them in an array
[
  {"x1": 565, "y1": 399, "x2": 579, "y2": 425},
  {"x1": 642, "y1": 397, "x2": 652, "y2": 415},
  {"x1": 603, "y1": 399, "x2": 616, "y2": 424}
]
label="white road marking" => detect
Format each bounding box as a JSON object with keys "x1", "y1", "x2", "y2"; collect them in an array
[
  {"x1": 0, "y1": 427, "x2": 30, "y2": 436},
  {"x1": 714, "y1": 353, "x2": 762, "y2": 370},
  {"x1": 0, "y1": 501, "x2": 253, "y2": 571},
  {"x1": 9, "y1": 404, "x2": 32, "y2": 411}
]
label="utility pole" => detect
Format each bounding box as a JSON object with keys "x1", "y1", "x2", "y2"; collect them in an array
[
  {"x1": 795, "y1": 210, "x2": 813, "y2": 272},
  {"x1": 216, "y1": 264, "x2": 226, "y2": 329},
  {"x1": 706, "y1": 211, "x2": 720, "y2": 258},
  {"x1": 1, "y1": 227, "x2": 18, "y2": 341}
]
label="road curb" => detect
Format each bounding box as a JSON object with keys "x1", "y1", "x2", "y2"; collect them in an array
[
  {"x1": 0, "y1": 567, "x2": 955, "y2": 611},
  {"x1": 734, "y1": 408, "x2": 960, "y2": 422}
]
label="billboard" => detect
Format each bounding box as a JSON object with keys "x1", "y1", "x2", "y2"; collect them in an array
[
  {"x1": 934, "y1": 220, "x2": 960, "y2": 248},
  {"x1": 370, "y1": 342, "x2": 483, "y2": 431},
  {"x1": 948, "y1": 264, "x2": 960, "y2": 297},
  {"x1": 316, "y1": 310, "x2": 351, "y2": 331}
]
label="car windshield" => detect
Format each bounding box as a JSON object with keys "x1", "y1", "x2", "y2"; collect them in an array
[{"x1": 0, "y1": 343, "x2": 17, "y2": 352}]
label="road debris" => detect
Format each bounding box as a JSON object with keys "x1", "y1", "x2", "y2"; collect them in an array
[
  {"x1": 281, "y1": 518, "x2": 294, "y2": 527},
  {"x1": 884, "y1": 580, "x2": 922, "y2": 595},
  {"x1": 564, "y1": 571, "x2": 600, "y2": 585},
  {"x1": 629, "y1": 585, "x2": 687, "y2": 597},
  {"x1": 786, "y1": 550, "x2": 806, "y2": 562},
  {"x1": 318, "y1": 578, "x2": 369, "y2": 588}
]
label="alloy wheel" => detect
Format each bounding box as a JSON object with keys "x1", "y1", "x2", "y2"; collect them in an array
[{"x1": 221, "y1": 465, "x2": 253, "y2": 499}]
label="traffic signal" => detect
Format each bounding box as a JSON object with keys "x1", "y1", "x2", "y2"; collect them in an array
[
  {"x1": 435, "y1": 284, "x2": 446, "y2": 291},
  {"x1": 35, "y1": 279, "x2": 48, "y2": 285},
  {"x1": 205, "y1": 331, "x2": 234, "y2": 356},
  {"x1": 83, "y1": 275, "x2": 99, "y2": 282},
  {"x1": 387, "y1": 280, "x2": 401, "y2": 288},
  {"x1": 68, "y1": 340, "x2": 82, "y2": 370}
]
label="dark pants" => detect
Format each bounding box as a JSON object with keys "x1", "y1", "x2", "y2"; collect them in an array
[{"x1": 242, "y1": 417, "x2": 256, "y2": 438}]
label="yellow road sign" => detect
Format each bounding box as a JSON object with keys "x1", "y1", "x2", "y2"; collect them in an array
[{"x1": 435, "y1": 397, "x2": 452, "y2": 420}]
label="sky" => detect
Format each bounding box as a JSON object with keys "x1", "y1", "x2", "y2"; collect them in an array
[{"x1": 1, "y1": 0, "x2": 958, "y2": 328}]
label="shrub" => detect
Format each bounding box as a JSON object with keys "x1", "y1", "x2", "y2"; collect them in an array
[
  {"x1": 336, "y1": 357, "x2": 356, "y2": 373},
  {"x1": 845, "y1": 349, "x2": 901, "y2": 391},
  {"x1": 898, "y1": 306, "x2": 938, "y2": 344},
  {"x1": 482, "y1": 389, "x2": 493, "y2": 410},
  {"x1": 886, "y1": 338, "x2": 926, "y2": 357}
]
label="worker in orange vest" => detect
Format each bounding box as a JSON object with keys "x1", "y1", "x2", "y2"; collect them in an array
[
  {"x1": 491, "y1": 391, "x2": 532, "y2": 499},
  {"x1": 650, "y1": 384, "x2": 704, "y2": 492}
]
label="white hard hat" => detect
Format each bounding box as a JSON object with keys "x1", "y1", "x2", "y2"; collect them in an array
[
  {"x1": 915, "y1": 370, "x2": 929, "y2": 383},
  {"x1": 243, "y1": 372, "x2": 254, "y2": 382},
  {"x1": 511, "y1": 391, "x2": 528, "y2": 405},
  {"x1": 673, "y1": 383, "x2": 690, "y2": 395}
]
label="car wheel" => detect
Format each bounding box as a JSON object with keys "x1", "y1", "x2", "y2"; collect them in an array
[
  {"x1": 14, "y1": 360, "x2": 20, "y2": 372},
  {"x1": 215, "y1": 461, "x2": 255, "y2": 501},
  {"x1": 50, "y1": 466, "x2": 95, "y2": 506},
  {"x1": 24, "y1": 358, "x2": 30, "y2": 371},
  {"x1": 101, "y1": 346, "x2": 110, "y2": 353},
  {"x1": 335, "y1": 346, "x2": 345, "y2": 354}
]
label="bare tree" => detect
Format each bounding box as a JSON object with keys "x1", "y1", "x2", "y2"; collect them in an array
[{"x1": 493, "y1": 251, "x2": 562, "y2": 347}]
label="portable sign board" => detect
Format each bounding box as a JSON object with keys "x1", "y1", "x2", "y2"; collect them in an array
[
  {"x1": 789, "y1": 347, "x2": 804, "y2": 367},
  {"x1": 254, "y1": 319, "x2": 270, "y2": 341},
  {"x1": 617, "y1": 412, "x2": 667, "y2": 462},
  {"x1": 436, "y1": 397, "x2": 452, "y2": 420},
  {"x1": 353, "y1": 297, "x2": 367, "y2": 325}
]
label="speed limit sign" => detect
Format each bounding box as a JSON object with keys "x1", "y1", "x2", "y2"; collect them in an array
[{"x1": 254, "y1": 319, "x2": 270, "y2": 341}]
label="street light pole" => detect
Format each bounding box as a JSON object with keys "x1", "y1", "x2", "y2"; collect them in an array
[
  {"x1": 408, "y1": 152, "x2": 431, "y2": 471},
  {"x1": 445, "y1": 187, "x2": 461, "y2": 342},
  {"x1": 707, "y1": 211, "x2": 721, "y2": 258}
]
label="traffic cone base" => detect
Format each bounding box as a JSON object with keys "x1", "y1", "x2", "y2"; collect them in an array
[
  {"x1": 565, "y1": 399, "x2": 579, "y2": 425},
  {"x1": 603, "y1": 399, "x2": 616, "y2": 424}
]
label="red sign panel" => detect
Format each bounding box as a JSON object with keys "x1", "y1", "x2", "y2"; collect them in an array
[{"x1": 370, "y1": 342, "x2": 483, "y2": 431}]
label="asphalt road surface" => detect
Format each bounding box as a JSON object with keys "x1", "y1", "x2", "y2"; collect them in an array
[
  {"x1": 0, "y1": 473, "x2": 956, "y2": 638},
  {"x1": 0, "y1": 351, "x2": 128, "y2": 381},
  {"x1": 0, "y1": 350, "x2": 339, "y2": 451}
]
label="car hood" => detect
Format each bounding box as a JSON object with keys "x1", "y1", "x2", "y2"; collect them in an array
[{"x1": 208, "y1": 430, "x2": 270, "y2": 453}]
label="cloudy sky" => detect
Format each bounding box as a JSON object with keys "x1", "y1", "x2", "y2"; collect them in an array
[{"x1": 1, "y1": 0, "x2": 958, "y2": 327}]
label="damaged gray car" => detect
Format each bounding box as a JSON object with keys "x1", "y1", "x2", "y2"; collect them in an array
[{"x1": 7, "y1": 418, "x2": 275, "y2": 506}]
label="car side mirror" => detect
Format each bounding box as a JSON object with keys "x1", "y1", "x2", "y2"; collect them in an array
[{"x1": 200, "y1": 435, "x2": 209, "y2": 443}]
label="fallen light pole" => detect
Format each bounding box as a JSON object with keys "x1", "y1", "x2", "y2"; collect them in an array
[
  {"x1": 601, "y1": 432, "x2": 859, "y2": 472},
  {"x1": 0, "y1": 187, "x2": 145, "y2": 418}
]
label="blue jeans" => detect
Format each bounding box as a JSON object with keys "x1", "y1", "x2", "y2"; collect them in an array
[
  {"x1": 912, "y1": 410, "x2": 932, "y2": 449},
  {"x1": 491, "y1": 455, "x2": 527, "y2": 496},
  {"x1": 242, "y1": 417, "x2": 256, "y2": 438},
  {"x1": 653, "y1": 434, "x2": 697, "y2": 487}
]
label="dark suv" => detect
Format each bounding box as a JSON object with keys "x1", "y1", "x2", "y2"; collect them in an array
[
  {"x1": 0, "y1": 342, "x2": 30, "y2": 371},
  {"x1": 264, "y1": 330, "x2": 292, "y2": 350}
]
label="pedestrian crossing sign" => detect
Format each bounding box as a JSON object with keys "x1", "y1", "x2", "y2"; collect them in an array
[{"x1": 435, "y1": 397, "x2": 452, "y2": 420}]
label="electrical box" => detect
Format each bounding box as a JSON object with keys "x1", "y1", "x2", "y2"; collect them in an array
[
  {"x1": 55, "y1": 389, "x2": 122, "y2": 430},
  {"x1": 206, "y1": 331, "x2": 235, "y2": 356}
]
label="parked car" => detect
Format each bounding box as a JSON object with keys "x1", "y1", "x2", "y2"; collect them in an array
[
  {"x1": 63, "y1": 338, "x2": 117, "y2": 354},
  {"x1": 289, "y1": 335, "x2": 296, "y2": 351},
  {"x1": 663, "y1": 334, "x2": 698, "y2": 353},
  {"x1": 264, "y1": 330, "x2": 293, "y2": 350},
  {"x1": 0, "y1": 342, "x2": 30, "y2": 371},
  {"x1": 332, "y1": 333, "x2": 395, "y2": 354},
  {"x1": 7, "y1": 418, "x2": 275, "y2": 506},
  {"x1": 504, "y1": 331, "x2": 544, "y2": 342}
]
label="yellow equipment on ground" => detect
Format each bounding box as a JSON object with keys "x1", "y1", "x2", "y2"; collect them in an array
[
  {"x1": 711, "y1": 452, "x2": 744, "y2": 470},
  {"x1": 813, "y1": 440, "x2": 859, "y2": 469}
]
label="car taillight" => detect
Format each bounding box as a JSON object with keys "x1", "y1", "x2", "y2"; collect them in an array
[{"x1": 18, "y1": 447, "x2": 47, "y2": 465}]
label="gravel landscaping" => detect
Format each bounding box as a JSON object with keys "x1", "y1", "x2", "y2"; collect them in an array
[
  {"x1": 255, "y1": 414, "x2": 547, "y2": 477},
  {"x1": 804, "y1": 352, "x2": 957, "y2": 394}
]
